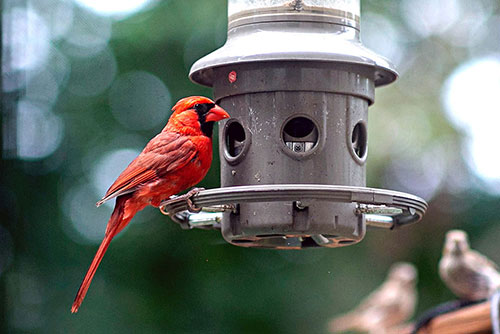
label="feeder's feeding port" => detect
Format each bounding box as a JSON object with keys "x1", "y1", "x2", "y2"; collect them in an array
[{"x1": 160, "y1": 0, "x2": 428, "y2": 249}]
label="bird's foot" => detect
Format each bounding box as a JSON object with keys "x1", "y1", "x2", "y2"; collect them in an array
[
  {"x1": 160, "y1": 187, "x2": 204, "y2": 214},
  {"x1": 184, "y1": 187, "x2": 204, "y2": 213}
]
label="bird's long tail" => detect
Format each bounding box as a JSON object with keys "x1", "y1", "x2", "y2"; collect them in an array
[{"x1": 71, "y1": 195, "x2": 132, "y2": 313}]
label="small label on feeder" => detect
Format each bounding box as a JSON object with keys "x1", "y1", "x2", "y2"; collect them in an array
[{"x1": 228, "y1": 71, "x2": 237, "y2": 83}]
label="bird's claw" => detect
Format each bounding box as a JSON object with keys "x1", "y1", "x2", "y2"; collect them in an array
[
  {"x1": 186, "y1": 198, "x2": 202, "y2": 213},
  {"x1": 159, "y1": 187, "x2": 205, "y2": 214},
  {"x1": 185, "y1": 187, "x2": 204, "y2": 213}
]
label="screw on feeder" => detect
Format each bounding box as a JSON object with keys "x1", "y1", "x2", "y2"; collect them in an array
[
  {"x1": 294, "y1": 200, "x2": 308, "y2": 210},
  {"x1": 172, "y1": 0, "x2": 428, "y2": 249}
]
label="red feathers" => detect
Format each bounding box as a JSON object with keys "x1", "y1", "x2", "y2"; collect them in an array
[
  {"x1": 71, "y1": 96, "x2": 229, "y2": 313},
  {"x1": 171, "y1": 96, "x2": 214, "y2": 114}
]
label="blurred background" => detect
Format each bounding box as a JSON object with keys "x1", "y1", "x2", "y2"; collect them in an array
[{"x1": 1, "y1": 0, "x2": 500, "y2": 332}]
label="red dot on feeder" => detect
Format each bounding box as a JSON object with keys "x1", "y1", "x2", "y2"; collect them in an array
[{"x1": 228, "y1": 71, "x2": 237, "y2": 83}]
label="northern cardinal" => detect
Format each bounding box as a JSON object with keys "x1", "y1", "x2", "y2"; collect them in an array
[
  {"x1": 328, "y1": 262, "x2": 418, "y2": 334},
  {"x1": 439, "y1": 229, "x2": 500, "y2": 301},
  {"x1": 71, "y1": 96, "x2": 229, "y2": 313}
]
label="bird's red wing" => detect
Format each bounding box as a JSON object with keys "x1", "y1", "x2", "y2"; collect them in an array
[{"x1": 96, "y1": 132, "x2": 197, "y2": 206}]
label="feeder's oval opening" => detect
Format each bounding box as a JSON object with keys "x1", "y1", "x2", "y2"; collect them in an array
[
  {"x1": 282, "y1": 116, "x2": 319, "y2": 154},
  {"x1": 351, "y1": 121, "x2": 367, "y2": 161},
  {"x1": 223, "y1": 119, "x2": 250, "y2": 164}
]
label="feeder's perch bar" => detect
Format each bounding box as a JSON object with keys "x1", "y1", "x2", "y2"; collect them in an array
[
  {"x1": 169, "y1": 212, "x2": 399, "y2": 230},
  {"x1": 159, "y1": 184, "x2": 427, "y2": 232}
]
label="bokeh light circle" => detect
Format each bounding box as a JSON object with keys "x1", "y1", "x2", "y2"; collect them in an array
[
  {"x1": 361, "y1": 12, "x2": 405, "y2": 66},
  {"x1": 2, "y1": 7, "x2": 51, "y2": 72},
  {"x1": 67, "y1": 48, "x2": 117, "y2": 96},
  {"x1": 62, "y1": 183, "x2": 113, "y2": 244},
  {"x1": 109, "y1": 71, "x2": 171, "y2": 130},
  {"x1": 62, "y1": 7, "x2": 112, "y2": 57},
  {"x1": 25, "y1": 70, "x2": 60, "y2": 107},
  {"x1": 72, "y1": 0, "x2": 153, "y2": 18},
  {"x1": 44, "y1": 47, "x2": 71, "y2": 88},
  {"x1": 400, "y1": 0, "x2": 461, "y2": 38},
  {"x1": 31, "y1": 0, "x2": 75, "y2": 40},
  {"x1": 383, "y1": 145, "x2": 447, "y2": 201},
  {"x1": 90, "y1": 148, "x2": 142, "y2": 201},
  {"x1": 442, "y1": 57, "x2": 500, "y2": 184},
  {"x1": 16, "y1": 100, "x2": 64, "y2": 161}
]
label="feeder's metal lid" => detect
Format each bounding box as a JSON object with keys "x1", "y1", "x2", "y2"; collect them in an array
[{"x1": 190, "y1": 22, "x2": 398, "y2": 88}]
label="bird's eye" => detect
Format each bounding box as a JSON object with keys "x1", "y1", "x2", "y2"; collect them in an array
[{"x1": 194, "y1": 104, "x2": 200, "y2": 109}]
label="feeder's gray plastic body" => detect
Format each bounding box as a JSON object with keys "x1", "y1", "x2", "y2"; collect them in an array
[{"x1": 189, "y1": 3, "x2": 398, "y2": 249}]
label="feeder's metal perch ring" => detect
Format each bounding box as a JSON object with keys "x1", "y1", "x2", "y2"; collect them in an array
[{"x1": 159, "y1": 184, "x2": 427, "y2": 233}]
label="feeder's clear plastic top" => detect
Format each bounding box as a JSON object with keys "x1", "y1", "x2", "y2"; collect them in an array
[{"x1": 228, "y1": 0, "x2": 360, "y2": 20}]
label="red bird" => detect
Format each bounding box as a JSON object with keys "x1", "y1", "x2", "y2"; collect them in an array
[{"x1": 71, "y1": 96, "x2": 229, "y2": 313}]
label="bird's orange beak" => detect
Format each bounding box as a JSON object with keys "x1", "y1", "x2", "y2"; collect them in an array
[{"x1": 205, "y1": 105, "x2": 230, "y2": 122}]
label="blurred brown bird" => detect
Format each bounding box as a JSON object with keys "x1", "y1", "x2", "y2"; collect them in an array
[
  {"x1": 439, "y1": 229, "x2": 500, "y2": 301},
  {"x1": 328, "y1": 262, "x2": 418, "y2": 334}
]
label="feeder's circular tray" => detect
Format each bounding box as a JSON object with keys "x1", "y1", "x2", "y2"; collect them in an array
[{"x1": 160, "y1": 184, "x2": 427, "y2": 230}]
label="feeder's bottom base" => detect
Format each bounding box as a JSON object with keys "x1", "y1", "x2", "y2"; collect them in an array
[
  {"x1": 160, "y1": 184, "x2": 427, "y2": 249},
  {"x1": 221, "y1": 199, "x2": 365, "y2": 249},
  {"x1": 227, "y1": 234, "x2": 361, "y2": 249}
]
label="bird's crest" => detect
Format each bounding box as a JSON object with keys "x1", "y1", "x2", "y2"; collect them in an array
[{"x1": 172, "y1": 96, "x2": 215, "y2": 113}]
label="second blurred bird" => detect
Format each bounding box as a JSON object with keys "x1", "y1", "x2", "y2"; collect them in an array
[
  {"x1": 439, "y1": 229, "x2": 500, "y2": 301},
  {"x1": 328, "y1": 262, "x2": 418, "y2": 334}
]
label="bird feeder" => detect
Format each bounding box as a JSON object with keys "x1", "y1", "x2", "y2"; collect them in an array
[{"x1": 161, "y1": 0, "x2": 427, "y2": 249}]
